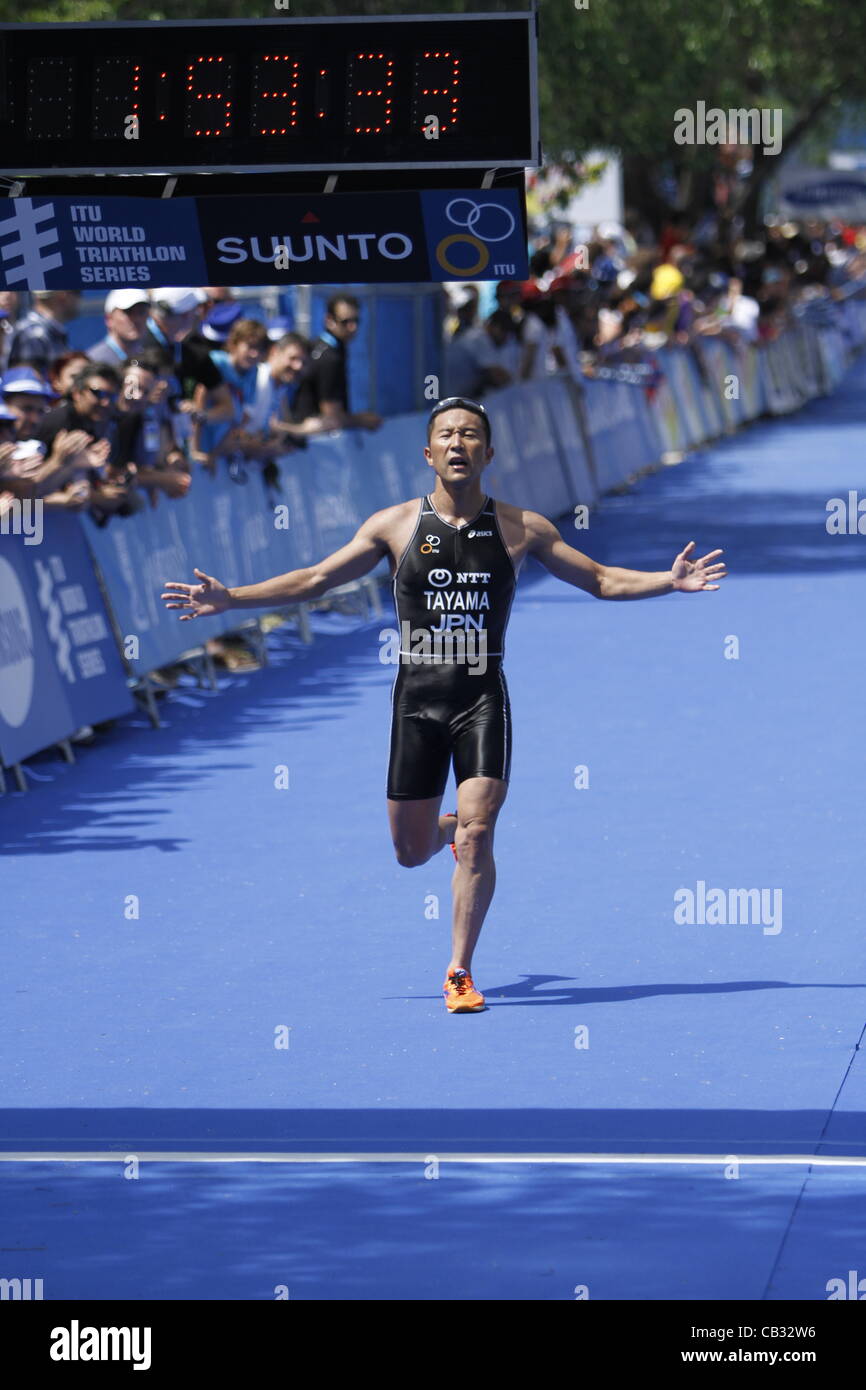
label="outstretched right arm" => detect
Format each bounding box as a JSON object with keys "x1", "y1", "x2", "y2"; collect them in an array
[{"x1": 161, "y1": 512, "x2": 391, "y2": 619}]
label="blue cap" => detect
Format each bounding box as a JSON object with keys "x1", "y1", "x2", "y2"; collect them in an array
[
  {"x1": 1, "y1": 367, "x2": 56, "y2": 398},
  {"x1": 266, "y1": 316, "x2": 294, "y2": 341},
  {"x1": 201, "y1": 301, "x2": 245, "y2": 342}
]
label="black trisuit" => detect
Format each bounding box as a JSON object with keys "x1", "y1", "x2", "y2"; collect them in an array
[{"x1": 387, "y1": 493, "x2": 517, "y2": 800}]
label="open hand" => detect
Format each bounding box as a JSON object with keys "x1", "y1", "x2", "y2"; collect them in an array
[
  {"x1": 161, "y1": 567, "x2": 231, "y2": 620},
  {"x1": 671, "y1": 541, "x2": 727, "y2": 592}
]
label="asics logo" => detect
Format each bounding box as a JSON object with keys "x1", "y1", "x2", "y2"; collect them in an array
[{"x1": 467, "y1": 529, "x2": 493, "y2": 538}]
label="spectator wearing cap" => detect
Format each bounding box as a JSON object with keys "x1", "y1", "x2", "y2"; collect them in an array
[
  {"x1": 88, "y1": 289, "x2": 151, "y2": 368},
  {"x1": 0, "y1": 291, "x2": 19, "y2": 375},
  {"x1": 185, "y1": 288, "x2": 239, "y2": 353},
  {"x1": 1, "y1": 366, "x2": 57, "y2": 442},
  {"x1": 198, "y1": 300, "x2": 246, "y2": 347},
  {"x1": 291, "y1": 293, "x2": 382, "y2": 432},
  {"x1": 1, "y1": 368, "x2": 97, "y2": 511},
  {"x1": 265, "y1": 316, "x2": 294, "y2": 344},
  {"x1": 141, "y1": 288, "x2": 234, "y2": 457},
  {"x1": 0, "y1": 401, "x2": 29, "y2": 517},
  {"x1": 8, "y1": 290, "x2": 81, "y2": 377}
]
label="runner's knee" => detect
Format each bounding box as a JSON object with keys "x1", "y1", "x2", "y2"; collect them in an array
[
  {"x1": 394, "y1": 840, "x2": 434, "y2": 868},
  {"x1": 454, "y1": 817, "x2": 493, "y2": 862}
]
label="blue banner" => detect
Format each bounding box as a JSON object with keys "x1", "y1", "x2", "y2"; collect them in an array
[
  {"x1": 0, "y1": 515, "x2": 133, "y2": 766},
  {"x1": 0, "y1": 537, "x2": 77, "y2": 765},
  {"x1": 0, "y1": 189, "x2": 528, "y2": 291}
]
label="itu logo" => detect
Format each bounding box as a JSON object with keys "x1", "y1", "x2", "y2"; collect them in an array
[
  {"x1": 0, "y1": 200, "x2": 62, "y2": 289},
  {"x1": 419, "y1": 534, "x2": 441, "y2": 554},
  {"x1": 435, "y1": 197, "x2": 517, "y2": 278}
]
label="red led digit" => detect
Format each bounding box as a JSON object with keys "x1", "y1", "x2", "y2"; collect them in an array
[
  {"x1": 346, "y1": 50, "x2": 394, "y2": 135},
  {"x1": 251, "y1": 54, "x2": 299, "y2": 136},
  {"x1": 412, "y1": 49, "x2": 460, "y2": 134},
  {"x1": 184, "y1": 53, "x2": 234, "y2": 137}
]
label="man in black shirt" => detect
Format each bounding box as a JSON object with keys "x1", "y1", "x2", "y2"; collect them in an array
[
  {"x1": 291, "y1": 293, "x2": 382, "y2": 432},
  {"x1": 142, "y1": 287, "x2": 234, "y2": 422},
  {"x1": 34, "y1": 362, "x2": 141, "y2": 524}
]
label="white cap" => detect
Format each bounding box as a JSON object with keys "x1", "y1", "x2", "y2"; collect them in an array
[
  {"x1": 149, "y1": 287, "x2": 207, "y2": 315},
  {"x1": 105, "y1": 288, "x2": 150, "y2": 313}
]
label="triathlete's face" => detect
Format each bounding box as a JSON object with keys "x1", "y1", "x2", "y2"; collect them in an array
[{"x1": 425, "y1": 409, "x2": 492, "y2": 482}]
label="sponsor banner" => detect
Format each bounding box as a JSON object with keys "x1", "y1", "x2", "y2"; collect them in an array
[
  {"x1": 80, "y1": 468, "x2": 271, "y2": 673},
  {"x1": 654, "y1": 347, "x2": 707, "y2": 448},
  {"x1": 580, "y1": 378, "x2": 658, "y2": 491},
  {"x1": 737, "y1": 344, "x2": 765, "y2": 420},
  {"x1": 541, "y1": 375, "x2": 598, "y2": 506},
  {"x1": 816, "y1": 327, "x2": 847, "y2": 391},
  {"x1": 29, "y1": 512, "x2": 135, "y2": 731},
  {"x1": 0, "y1": 189, "x2": 527, "y2": 290},
  {"x1": 0, "y1": 540, "x2": 77, "y2": 765},
  {"x1": 693, "y1": 338, "x2": 743, "y2": 430},
  {"x1": 482, "y1": 381, "x2": 576, "y2": 516},
  {"x1": 0, "y1": 518, "x2": 133, "y2": 766},
  {"x1": 648, "y1": 362, "x2": 685, "y2": 454},
  {"x1": 776, "y1": 169, "x2": 866, "y2": 220}
]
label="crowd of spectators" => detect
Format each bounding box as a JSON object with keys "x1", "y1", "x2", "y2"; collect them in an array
[
  {"x1": 0, "y1": 284, "x2": 386, "y2": 690},
  {"x1": 0, "y1": 286, "x2": 382, "y2": 534},
  {"x1": 441, "y1": 216, "x2": 866, "y2": 397}
]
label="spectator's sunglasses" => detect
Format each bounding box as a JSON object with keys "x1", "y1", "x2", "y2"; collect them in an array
[
  {"x1": 333, "y1": 313, "x2": 359, "y2": 325},
  {"x1": 86, "y1": 386, "x2": 117, "y2": 401}
]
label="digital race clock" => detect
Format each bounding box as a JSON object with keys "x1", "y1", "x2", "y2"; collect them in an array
[{"x1": 0, "y1": 13, "x2": 538, "y2": 176}]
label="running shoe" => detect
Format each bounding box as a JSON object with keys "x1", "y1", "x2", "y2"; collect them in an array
[{"x1": 443, "y1": 968, "x2": 485, "y2": 1012}]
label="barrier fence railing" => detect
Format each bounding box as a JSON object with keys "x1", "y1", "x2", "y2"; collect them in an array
[{"x1": 3, "y1": 294, "x2": 866, "y2": 789}]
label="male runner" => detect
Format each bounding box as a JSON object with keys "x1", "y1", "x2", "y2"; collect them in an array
[{"x1": 162, "y1": 398, "x2": 727, "y2": 1013}]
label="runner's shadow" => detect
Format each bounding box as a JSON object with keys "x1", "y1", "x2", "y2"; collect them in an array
[{"x1": 448, "y1": 975, "x2": 866, "y2": 1005}]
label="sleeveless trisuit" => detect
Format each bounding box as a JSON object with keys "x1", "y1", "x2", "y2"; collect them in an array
[{"x1": 387, "y1": 493, "x2": 518, "y2": 800}]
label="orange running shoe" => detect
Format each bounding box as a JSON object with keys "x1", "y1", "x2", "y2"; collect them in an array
[{"x1": 443, "y1": 968, "x2": 485, "y2": 1012}]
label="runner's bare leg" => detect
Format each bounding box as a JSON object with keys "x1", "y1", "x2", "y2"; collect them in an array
[{"x1": 449, "y1": 775, "x2": 508, "y2": 972}]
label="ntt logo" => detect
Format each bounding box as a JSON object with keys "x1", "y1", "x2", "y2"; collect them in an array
[{"x1": 216, "y1": 232, "x2": 413, "y2": 265}]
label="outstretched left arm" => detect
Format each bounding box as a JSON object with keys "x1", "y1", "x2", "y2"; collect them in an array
[{"x1": 528, "y1": 515, "x2": 727, "y2": 599}]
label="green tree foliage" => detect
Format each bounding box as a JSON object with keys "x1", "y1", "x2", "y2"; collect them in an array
[{"x1": 3, "y1": 0, "x2": 864, "y2": 230}]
